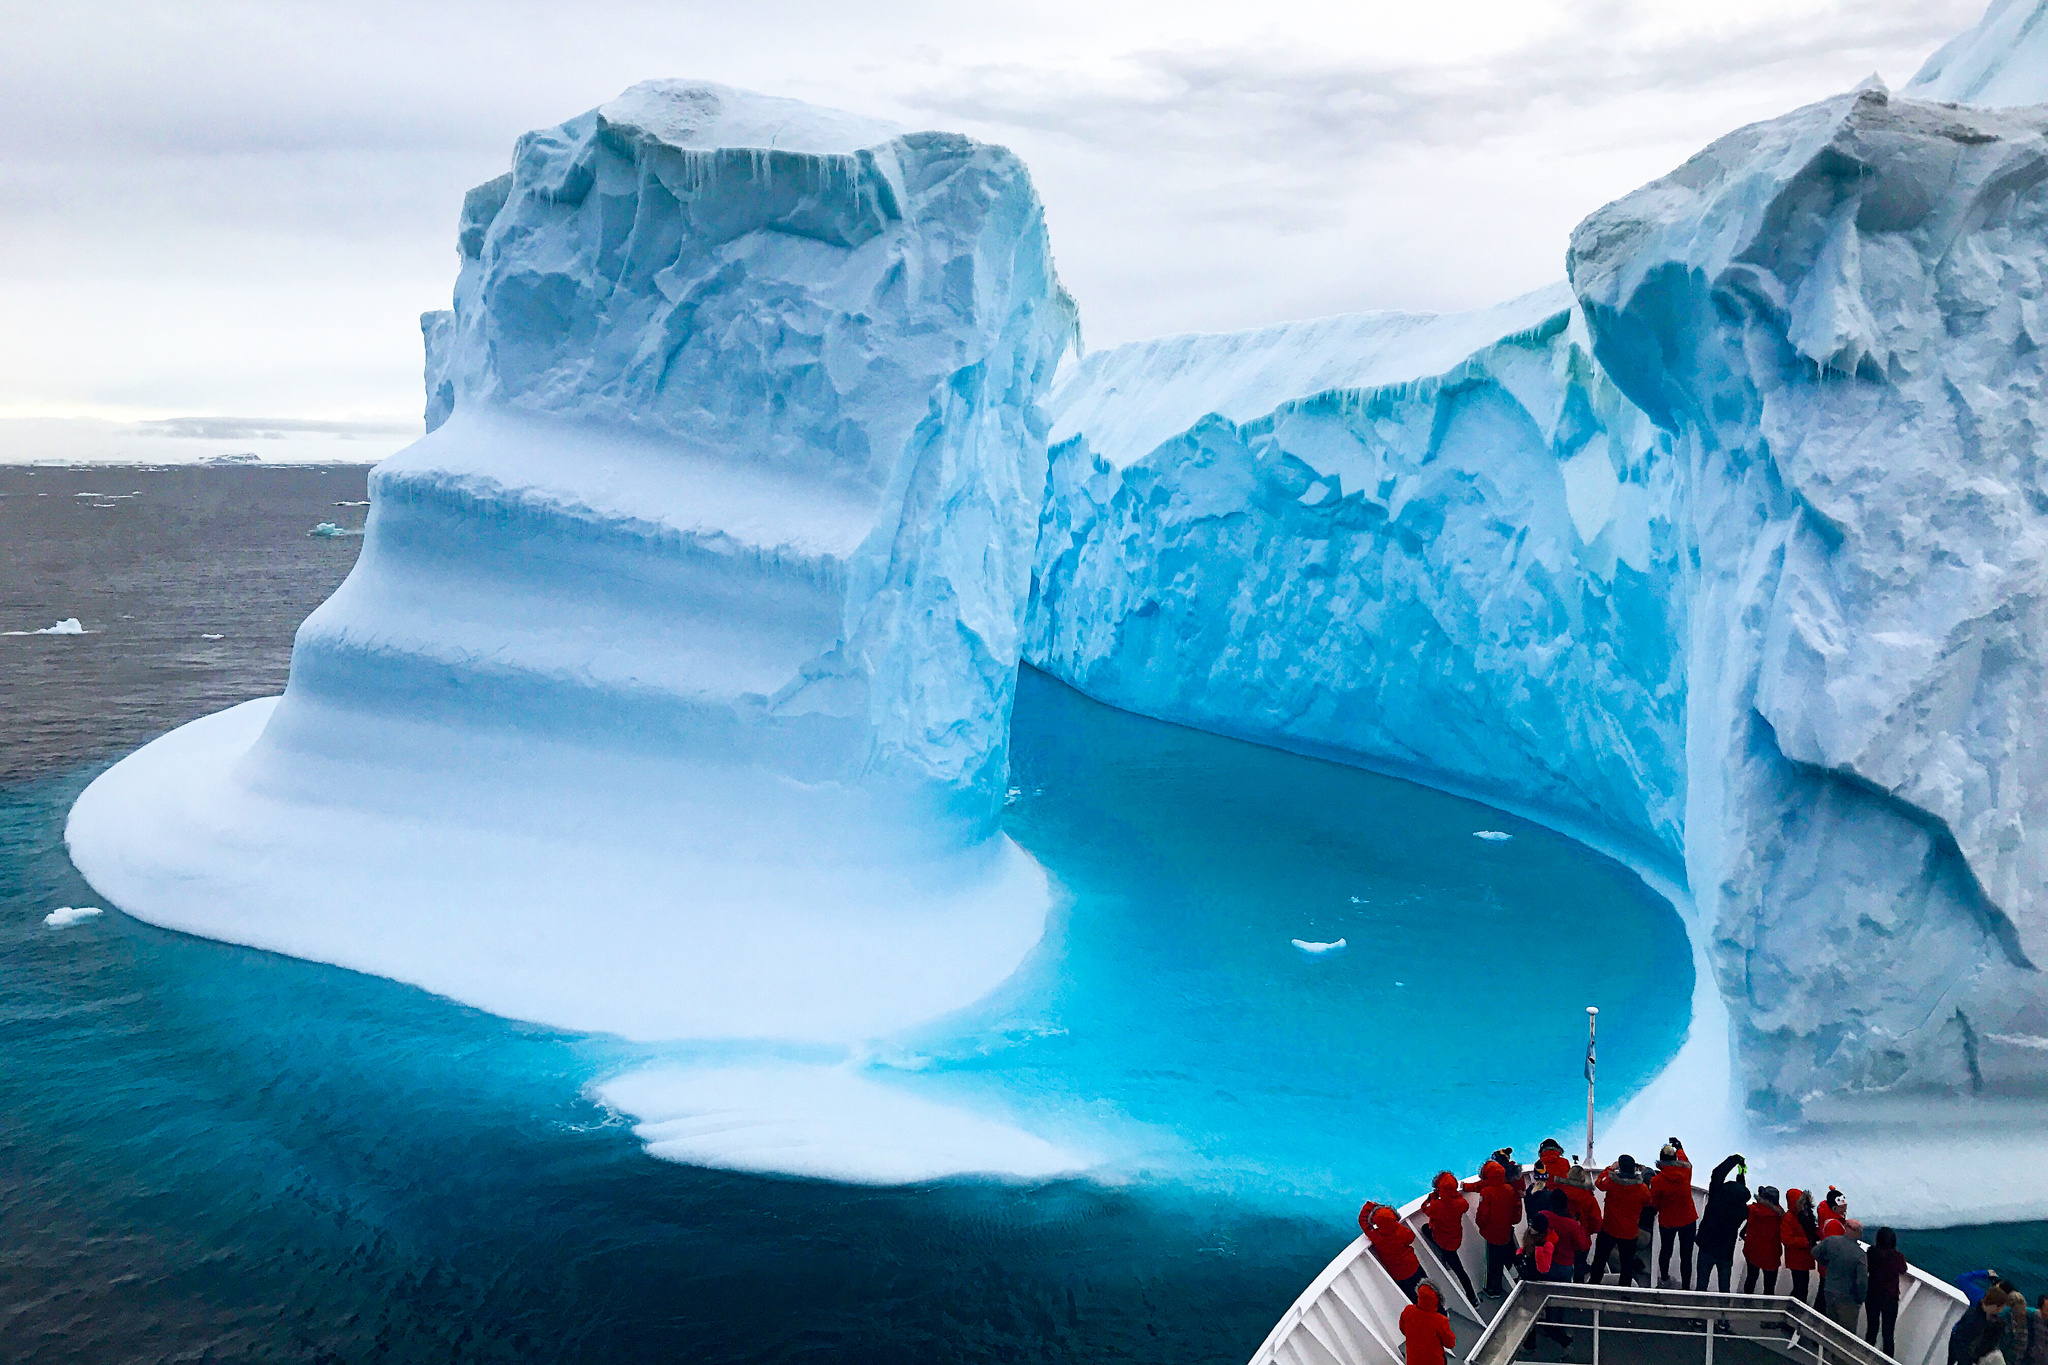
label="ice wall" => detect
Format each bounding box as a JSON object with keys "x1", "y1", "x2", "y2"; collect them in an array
[
  {"x1": 1028, "y1": 285, "x2": 1688, "y2": 873},
  {"x1": 67, "y1": 81, "x2": 1076, "y2": 1045},
  {"x1": 1571, "y1": 84, "x2": 2048, "y2": 1117},
  {"x1": 1030, "y1": 86, "x2": 2048, "y2": 1125},
  {"x1": 1904, "y1": 0, "x2": 2048, "y2": 107}
]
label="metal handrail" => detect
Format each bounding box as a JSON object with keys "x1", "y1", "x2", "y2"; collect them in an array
[{"x1": 1466, "y1": 1280, "x2": 1901, "y2": 1365}]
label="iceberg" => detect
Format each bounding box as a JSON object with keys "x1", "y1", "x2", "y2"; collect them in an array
[
  {"x1": 1904, "y1": 0, "x2": 2048, "y2": 107},
  {"x1": 1571, "y1": 82, "x2": 2048, "y2": 1120},
  {"x1": 67, "y1": 81, "x2": 1076, "y2": 1046},
  {"x1": 1029, "y1": 79, "x2": 2048, "y2": 1150},
  {"x1": 1029, "y1": 284, "x2": 1686, "y2": 874}
]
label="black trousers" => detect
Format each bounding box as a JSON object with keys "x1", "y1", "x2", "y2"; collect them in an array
[
  {"x1": 1422, "y1": 1226, "x2": 1477, "y2": 1304},
  {"x1": 1657, "y1": 1223, "x2": 1696, "y2": 1287},
  {"x1": 1591, "y1": 1231, "x2": 1640, "y2": 1286},
  {"x1": 1743, "y1": 1263, "x2": 1779, "y2": 1294},
  {"x1": 1789, "y1": 1268, "x2": 1811, "y2": 1303},
  {"x1": 1865, "y1": 1297, "x2": 1898, "y2": 1356},
  {"x1": 1698, "y1": 1243, "x2": 1735, "y2": 1293},
  {"x1": 1485, "y1": 1239, "x2": 1515, "y2": 1296},
  {"x1": 1393, "y1": 1267, "x2": 1422, "y2": 1302}
]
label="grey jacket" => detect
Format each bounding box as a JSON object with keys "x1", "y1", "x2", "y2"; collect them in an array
[{"x1": 1814, "y1": 1234, "x2": 1869, "y2": 1304}]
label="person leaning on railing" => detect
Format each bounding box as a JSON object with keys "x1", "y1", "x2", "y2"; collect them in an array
[{"x1": 1813, "y1": 1213, "x2": 1869, "y2": 1335}]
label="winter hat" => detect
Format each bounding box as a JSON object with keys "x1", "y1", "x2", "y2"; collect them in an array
[
  {"x1": 1566, "y1": 1165, "x2": 1594, "y2": 1190},
  {"x1": 1757, "y1": 1185, "x2": 1781, "y2": 1207},
  {"x1": 1539, "y1": 1138, "x2": 1564, "y2": 1155},
  {"x1": 1658, "y1": 1141, "x2": 1681, "y2": 1164},
  {"x1": 1616, "y1": 1154, "x2": 1640, "y2": 1177}
]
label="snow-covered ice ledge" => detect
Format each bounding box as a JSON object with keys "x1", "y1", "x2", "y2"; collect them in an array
[{"x1": 67, "y1": 81, "x2": 1077, "y2": 1049}]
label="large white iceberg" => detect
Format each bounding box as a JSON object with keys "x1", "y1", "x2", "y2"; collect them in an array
[
  {"x1": 1030, "y1": 81, "x2": 2048, "y2": 1143},
  {"x1": 67, "y1": 81, "x2": 1076, "y2": 1045},
  {"x1": 1904, "y1": 0, "x2": 2048, "y2": 107}
]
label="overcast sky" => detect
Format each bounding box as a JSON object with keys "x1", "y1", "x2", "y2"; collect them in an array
[{"x1": 0, "y1": 0, "x2": 1984, "y2": 430}]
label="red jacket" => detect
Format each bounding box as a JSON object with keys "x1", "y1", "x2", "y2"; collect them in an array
[
  {"x1": 1362, "y1": 1205, "x2": 1422, "y2": 1282},
  {"x1": 1467, "y1": 1162, "x2": 1521, "y2": 1246},
  {"x1": 1536, "y1": 1151, "x2": 1570, "y2": 1182},
  {"x1": 1564, "y1": 1184, "x2": 1603, "y2": 1240},
  {"x1": 1533, "y1": 1212, "x2": 1591, "y2": 1271},
  {"x1": 1594, "y1": 1167, "x2": 1653, "y2": 1239},
  {"x1": 1743, "y1": 1202, "x2": 1783, "y2": 1270},
  {"x1": 1781, "y1": 1201, "x2": 1815, "y2": 1273},
  {"x1": 1422, "y1": 1175, "x2": 1468, "y2": 1252},
  {"x1": 1400, "y1": 1284, "x2": 1457, "y2": 1365},
  {"x1": 1650, "y1": 1157, "x2": 1697, "y2": 1228}
]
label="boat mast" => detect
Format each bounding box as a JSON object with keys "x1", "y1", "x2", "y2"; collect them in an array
[{"x1": 1584, "y1": 1005, "x2": 1598, "y2": 1165}]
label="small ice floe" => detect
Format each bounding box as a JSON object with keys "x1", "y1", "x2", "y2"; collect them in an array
[
  {"x1": 1292, "y1": 937, "x2": 1347, "y2": 954},
  {"x1": 4, "y1": 618, "x2": 87, "y2": 636},
  {"x1": 1349, "y1": 895, "x2": 1368, "y2": 904},
  {"x1": 45, "y1": 906, "x2": 103, "y2": 928},
  {"x1": 309, "y1": 522, "x2": 345, "y2": 537},
  {"x1": 201, "y1": 633, "x2": 226, "y2": 641},
  {"x1": 334, "y1": 500, "x2": 369, "y2": 507},
  {"x1": 1473, "y1": 830, "x2": 1513, "y2": 842}
]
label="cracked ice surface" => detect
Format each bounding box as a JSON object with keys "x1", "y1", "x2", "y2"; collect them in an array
[{"x1": 67, "y1": 81, "x2": 1076, "y2": 1049}]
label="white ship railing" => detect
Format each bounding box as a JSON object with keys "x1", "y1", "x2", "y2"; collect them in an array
[{"x1": 1245, "y1": 1176, "x2": 1968, "y2": 1365}]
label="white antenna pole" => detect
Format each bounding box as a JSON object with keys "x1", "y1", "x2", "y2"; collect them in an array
[{"x1": 1584, "y1": 1006, "x2": 1599, "y2": 1166}]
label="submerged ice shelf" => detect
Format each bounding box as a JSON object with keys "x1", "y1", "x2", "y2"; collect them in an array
[{"x1": 67, "y1": 80, "x2": 1075, "y2": 1045}]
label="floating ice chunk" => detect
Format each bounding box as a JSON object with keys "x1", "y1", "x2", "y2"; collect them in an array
[
  {"x1": 307, "y1": 522, "x2": 346, "y2": 538},
  {"x1": 200, "y1": 633, "x2": 225, "y2": 641},
  {"x1": 5, "y1": 618, "x2": 87, "y2": 636},
  {"x1": 1292, "y1": 937, "x2": 1347, "y2": 954},
  {"x1": 44, "y1": 906, "x2": 103, "y2": 928},
  {"x1": 1473, "y1": 830, "x2": 1512, "y2": 842},
  {"x1": 595, "y1": 1062, "x2": 1091, "y2": 1185}
]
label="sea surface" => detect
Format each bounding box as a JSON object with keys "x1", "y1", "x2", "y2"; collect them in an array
[{"x1": 1, "y1": 465, "x2": 2035, "y2": 1362}]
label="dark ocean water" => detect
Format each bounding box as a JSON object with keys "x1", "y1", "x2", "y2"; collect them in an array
[{"x1": 0, "y1": 465, "x2": 2034, "y2": 1362}]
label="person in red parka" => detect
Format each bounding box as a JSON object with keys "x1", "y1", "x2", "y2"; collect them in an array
[
  {"x1": 1359, "y1": 1201, "x2": 1425, "y2": 1301},
  {"x1": 1535, "y1": 1138, "x2": 1571, "y2": 1183},
  {"x1": 1649, "y1": 1139, "x2": 1699, "y2": 1289},
  {"x1": 1592, "y1": 1155, "x2": 1653, "y2": 1286},
  {"x1": 1742, "y1": 1185, "x2": 1784, "y2": 1294},
  {"x1": 1419, "y1": 1172, "x2": 1478, "y2": 1305},
  {"x1": 1782, "y1": 1189, "x2": 1819, "y2": 1304},
  {"x1": 1465, "y1": 1160, "x2": 1522, "y2": 1298},
  {"x1": 1562, "y1": 1165, "x2": 1604, "y2": 1280},
  {"x1": 1400, "y1": 1281, "x2": 1457, "y2": 1365}
]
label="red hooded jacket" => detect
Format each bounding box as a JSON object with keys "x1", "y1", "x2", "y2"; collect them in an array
[
  {"x1": 1362, "y1": 1204, "x2": 1422, "y2": 1282},
  {"x1": 1594, "y1": 1166, "x2": 1653, "y2": 1239},
  {"x1": 1743, "y1": 1200, "x2": 1783, "y2": 1270},
  {"x1": 1400, "y1": 1283, "x2": 1457, "y2": 1365},
  {"x1": 1649, "y1": 1152, "x2": 1697, "y2": 1227},
  {"x1": 1563, "y1": 1182, "x2": 1602, "y2": 1238},
  {"x1": 1421, "y1": 1173, "x2": 1468, "y2": 1252},
  {"x1": 1780, "y1": 1192, "x2": 1815, "y2": 1273},
  {"x1": 1467, "y1": 1162, "x2": 1521, "y2": 1246}
]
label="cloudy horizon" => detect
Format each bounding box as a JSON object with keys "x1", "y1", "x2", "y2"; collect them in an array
[{"x1": 0, "y1": 0, "x2": 1984, "y2": 443}]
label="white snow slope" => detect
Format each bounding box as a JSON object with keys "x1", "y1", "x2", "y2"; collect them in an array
[
  {"x1": 1030, "y1": 84, "x2": 2048, "y2": 1157},
  {"x1": 67, "y1": 80, "x2": 1078, "y2": 1048},
  {"x1": 1905, "y1": 0, "x2": 2048, "y2": 107}
]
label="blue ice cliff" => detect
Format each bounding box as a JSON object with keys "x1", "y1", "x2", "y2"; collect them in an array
[
  {"x1": 66, "y1": 81, "x2": 1076, "y2": 1045},
  {"x1": 1029, "y1": 78, "x2": 2048, "y2": 1142}
]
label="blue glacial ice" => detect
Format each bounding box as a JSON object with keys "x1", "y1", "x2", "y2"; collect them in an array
[
  {"x1": 1905, "y1": 0, "x2": 2048, "y2": 107},
  {"x1": 1029, "y1": 77, "x2": 2048, "y2": 1186},
  {"x1": 66, "y1": 81, "x2": 1076, "y2": 1049}
]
